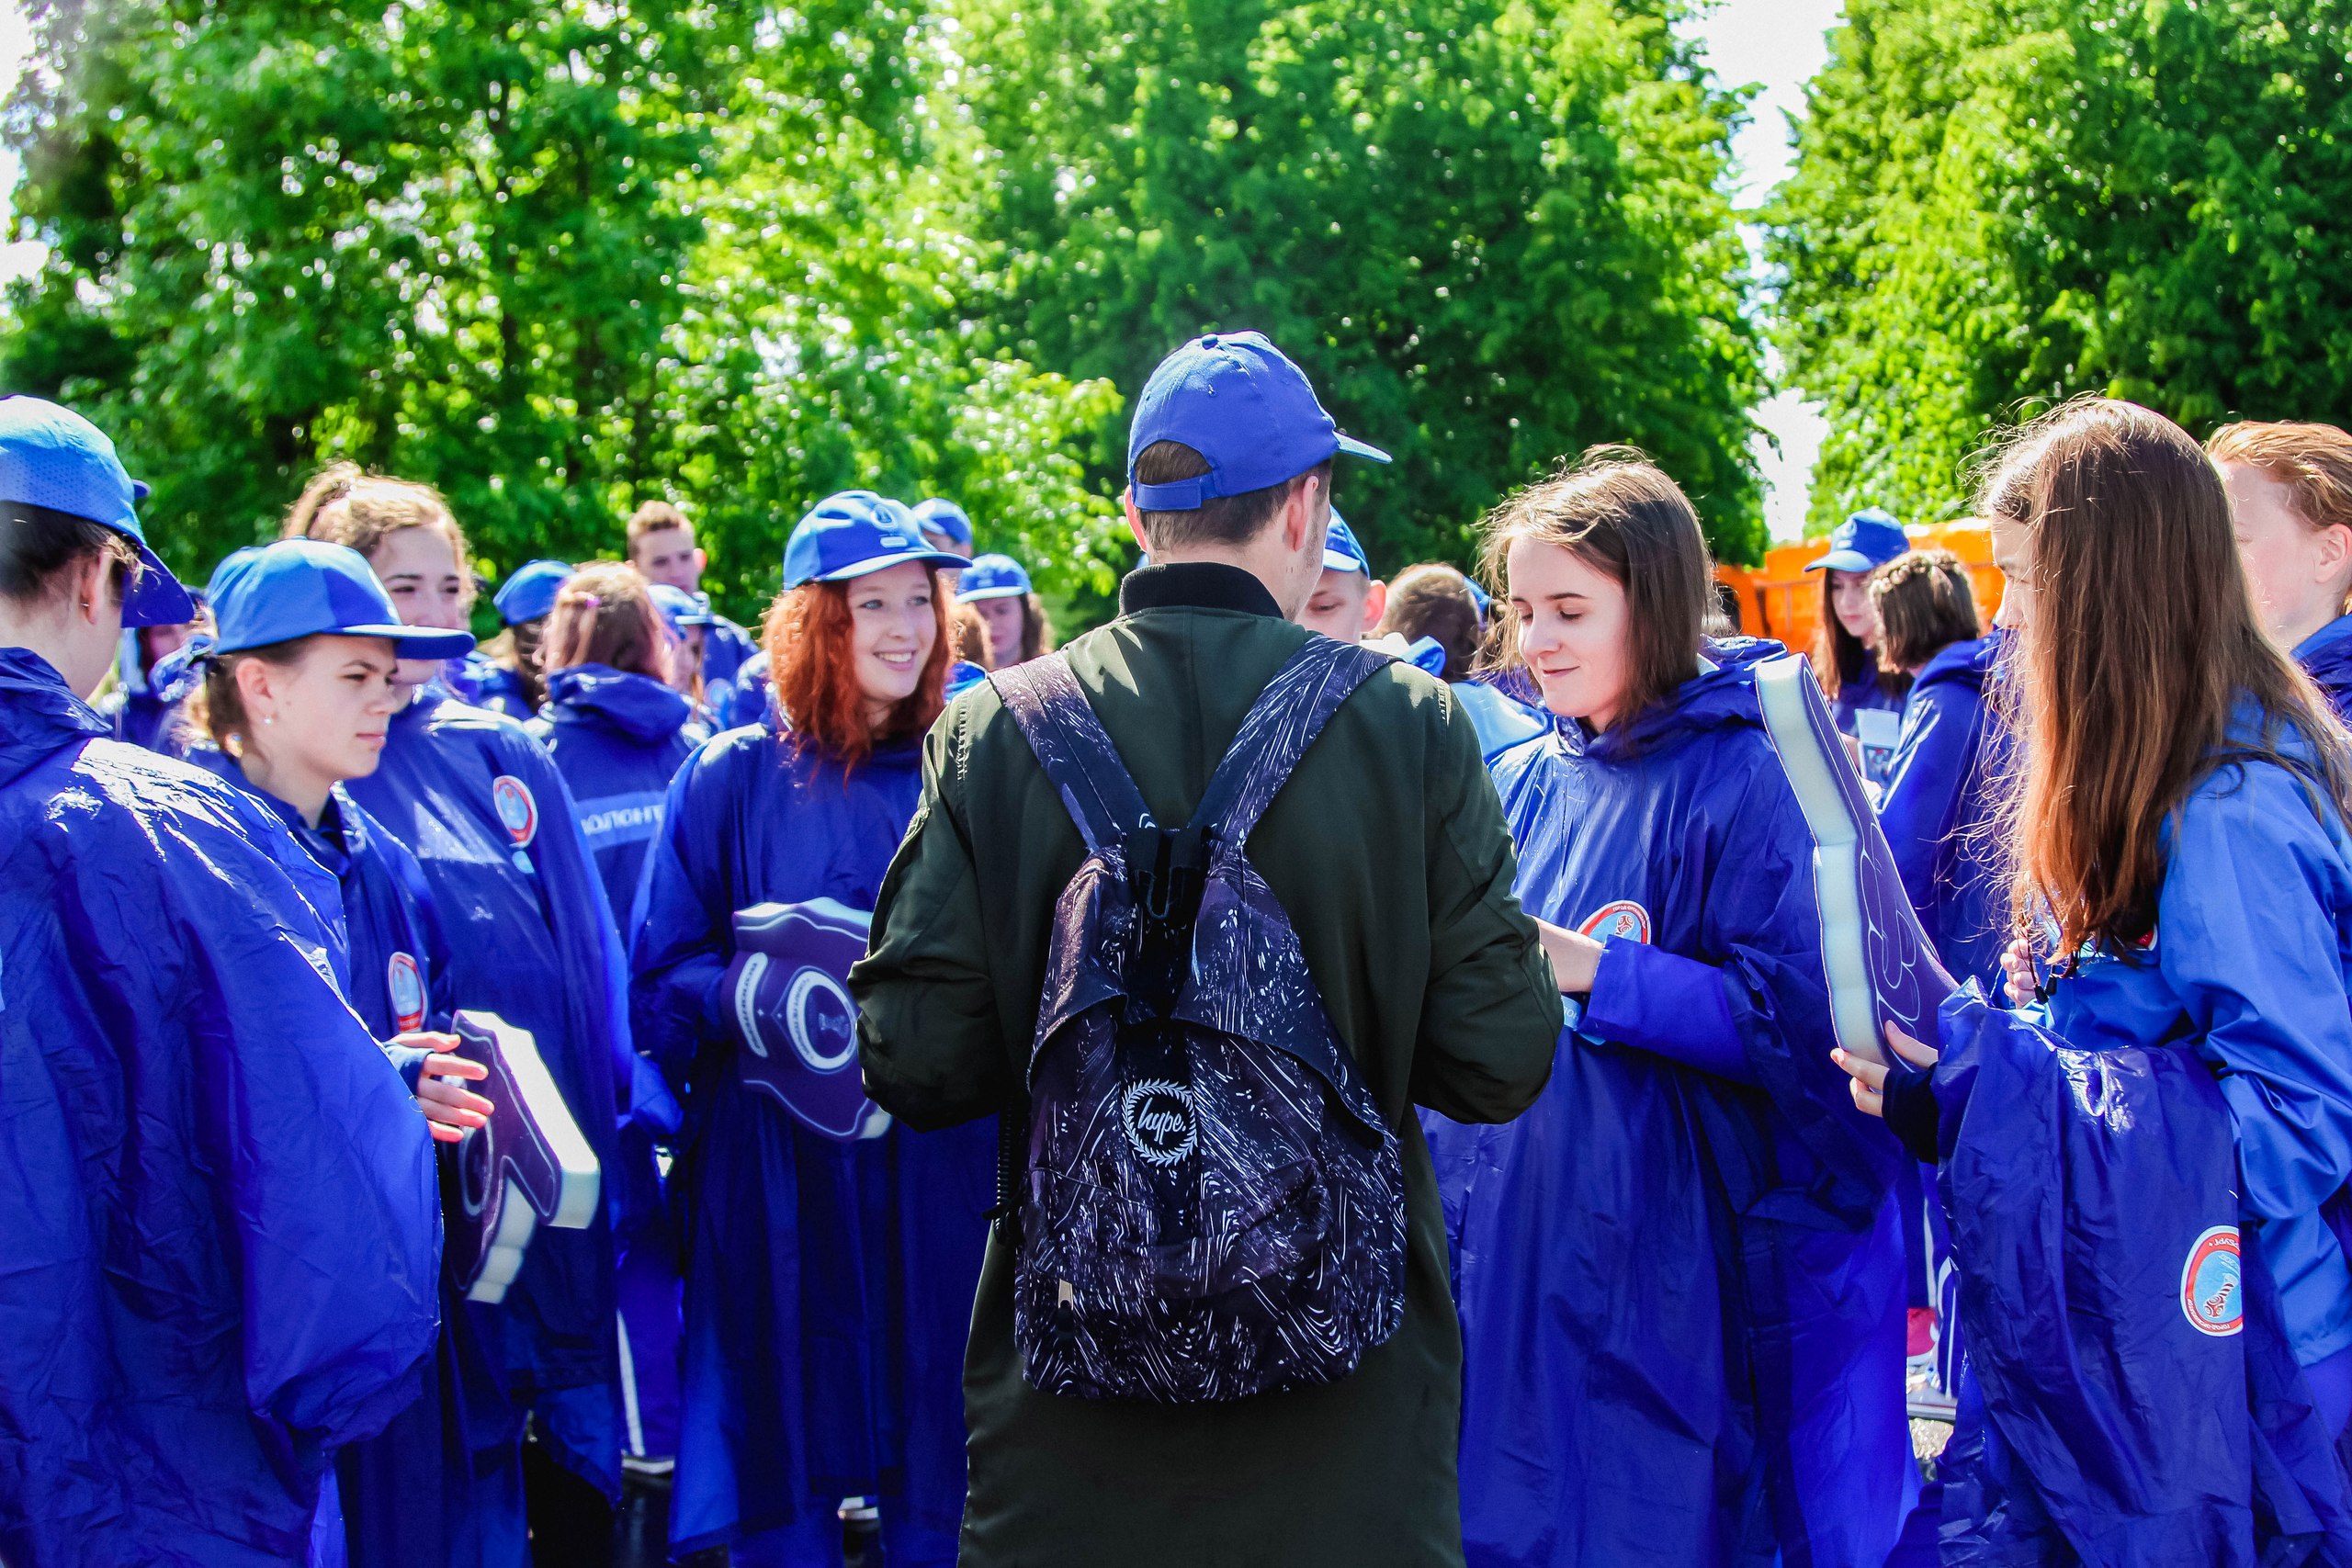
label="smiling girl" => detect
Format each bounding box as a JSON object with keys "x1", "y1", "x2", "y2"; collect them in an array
[
  {"x1": 629, "y1": 491, "x2": 996, "y2": 1566},
  {"x1": 1428, "y1": 449, "x2": 1910, "y2": 1568}
]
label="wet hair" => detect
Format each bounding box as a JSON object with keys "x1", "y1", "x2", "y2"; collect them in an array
[
  {"x1": 627, "y1": 499, "x2": 693, "y2": 550},
  {"x1": 1375, "y1": 563, "x2": 1482, "y2": 680},
  {"x1": 0, "y1": 502, "x2": 139, "y2": 609},
  {"x1": 1477, "y1": 446, "x2": 1712, "y2": 731},
  {"x1": 1983, "y1": 398, "x2": 2352, "y2": 956},
  {"x1": 1869, "y1": 548, "x2": 1979, "y2": 673},
  {"x1": 539, "y1": 562, "x2": 669, "y2": 692},
  {"x1": 1132, "y1": 440, "x2": 1334, "y2": 554},
  {"x1": 283, "y1": 462, "x2": 474, "y2": 603},
  {"x1": 764, "y1": 571, "x2": 951, "y2": 766}
]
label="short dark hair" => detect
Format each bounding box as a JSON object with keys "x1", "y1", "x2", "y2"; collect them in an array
[
  {"x1": 0, "y1": 502, "x2": 139, "y2": 608},
  {"x1": 628, "y1": 500, "x2": 691, "y2": 547},
  {"x1": 1870, "y1": 548, "x2": 1979, "y2": 672},
  {"x1": 1478, "y1": 446, "x2": 1712, "y2": 732},
  {"x1": 1377, "y1": 563, "x2": 1481, "y2": 680},
  {"x1": 1132, "y1": 441, "x2": 1333, "y2": 553}
]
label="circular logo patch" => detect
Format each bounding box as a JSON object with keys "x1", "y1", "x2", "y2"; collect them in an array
[
  {"x1": 784, "y1": 965, "x2": 859, "y2": 1074},
  {"x1": 491, "y1": 775, "x2": 537, "y2": 847},
  {"x1": 1121, "y1": 1078, "x2": 1199, "y2": 1168},
  {"x1": 387, "y1": 952, "x2": 425, "y2": 1032},
  {"x1": 1577, "y1": 899, "x2": 1652, "y2": 944},
  {"x1": 2181, "y1": 1224, "x2": 2243, "y2": 1337}
]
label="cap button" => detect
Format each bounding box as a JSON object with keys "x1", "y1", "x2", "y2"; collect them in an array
[{"x1": 1199, "y1": 333, "x2": 1220, "y2": 348}]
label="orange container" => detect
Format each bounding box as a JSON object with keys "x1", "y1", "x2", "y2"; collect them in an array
[{"x1": 1715, "y1": 523, "x2": 2003, "y2": 652}]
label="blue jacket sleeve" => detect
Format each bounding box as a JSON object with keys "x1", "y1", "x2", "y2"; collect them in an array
[
  {"x1": 1877, "y1": 683, "x2": 1974, "y2": 933},
  {"x1": 1582, "y1": 937, "x2": 1754, "y2": 1084},
  {"x1": 628, "y1": 750, "x2": 739, "y2": 1093},
  {"x1": 2158, "y1": 766, "x2": 2352, "y2": 1226},
  {"x1": 174, "y1": 818, "x2": 442, "y2": 1454}
]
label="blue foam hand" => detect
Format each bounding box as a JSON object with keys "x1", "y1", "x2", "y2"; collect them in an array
[
  {"x1": 1754, "y1": 655, "x2": 1957, "y2": 1065},
  {"x1": 446, "y1": 1010, "x2": 602, "y2": 1304},
  {"x1": 724, "y1": 898, "x2": 893, "y2": 1141}
]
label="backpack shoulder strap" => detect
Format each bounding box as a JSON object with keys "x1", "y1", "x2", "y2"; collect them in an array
[
  {"x1": 988, "y1": 653, "x2": 1155, "y2": 853},
  {"x1": 1188, "y1": 637, "x2": 1393, "y2": 842}
]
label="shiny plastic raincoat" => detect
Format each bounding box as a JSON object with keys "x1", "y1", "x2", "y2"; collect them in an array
[
  {"x1": 0, "y1": 648, "x2": 440, "y2": 1568},
  {"x1": 1428, "y1": 640, "x2": 1913, "y2": 1568},
  {"x1": 344, "y1": 685, "x2": 632, "y2": 1498},
  {"x1": 630, "y1": 716, "x2": 993, "y2": 1566}
]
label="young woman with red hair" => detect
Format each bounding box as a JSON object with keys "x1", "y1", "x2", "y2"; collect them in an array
[{"x1": 628, "y1": 491, "x2": 996, "y2": 1566}]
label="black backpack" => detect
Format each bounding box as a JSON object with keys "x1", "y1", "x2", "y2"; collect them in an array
[{"x1": 988, "y1": 637, "x2": 1408, "y2": 1403}]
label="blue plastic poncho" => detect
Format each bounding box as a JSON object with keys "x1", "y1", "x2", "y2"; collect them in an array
[
  {"x1": 629, "y1": 717, "x2": 994, "y2": 1565},
  {"x1": 2297, "y1": 615, "x2": 2352, "y2": 728},
  {"x1": 700, "y1": 614, "x2": 759, "y2": 697},
  {"x1": 527, "y1": 664, "x2": 705, "y2": 925},
  {"x1": 1428, "y1": 640, "x2": 1912, "y2": 1568},
  {"x1": 343, "y1": 685, "x2": 631, "y2": 1498},
  {"x1": 1877, "y1": 633, "x2": 2011, "y2": 995},
  {"x1": 0, "y1": 648, "x2": 440, "y2": 1568},
  {"x1": 710, "y1": 649, "x2": 771, "y2": 731},
  {"x1": 192, "y1": 753, "x2": 530, "y2": 1568},
  {"x1": 1930, "y1": 991, "x2": 2352, "y2": 1562},
  {"x1": 2024, "y1": 721, "x2": 2352, "y2": 1377}
]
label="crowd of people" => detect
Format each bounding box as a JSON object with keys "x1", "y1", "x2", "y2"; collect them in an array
[{"x1": 9, "y1": 328, "x2": 2352, "y2": 1568}]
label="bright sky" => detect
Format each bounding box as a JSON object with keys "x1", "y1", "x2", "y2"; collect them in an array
[
  {"x1": 1682, "y1": 0, "x2": 1848, "y2": 541},
  {"x1": 0, "y1": 0, "x2": 1846, "y2": 537}
]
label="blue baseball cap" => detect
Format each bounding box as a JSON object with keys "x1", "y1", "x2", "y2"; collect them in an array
[
  {"x1": 206, "y1": 539, "x2": 475, "y2": 659},
  {"x1": 0, "y1": 395, "x2": 195, "y2": 627},
  {"x1": 1804, "y1": 507, "x2": 1910, "y2": 575},
  {"x1": 650, "y1": 583, "x2": 714, "y2": 636},
  {"x1": 1126, "y1": 332, "x2": 1389, "y2": 511},
  {"x1": 782, "y1": 490, "x2": 966, "y2": 590},
  {"x1": 1322, "y1": 510, "x2": 1372, "y2": 576},
  {"x1": 910, "y1": 497, "x2": 975, "y2": 549},
  {"x1": 493, "y1": 558, "x2": 572, "y2": 626},
  {"x1": 1464, "y1": 575, "x2": 1492, "y2": 618},
  {"x1": 956, "y1": 554, "x2": 1033, "y2": 603}
]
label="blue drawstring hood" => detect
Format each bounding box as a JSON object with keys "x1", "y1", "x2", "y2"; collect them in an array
[
  {"x1": 545, "y1": 664, "x2": 696, "y2": 744},
  {"x1": 0, "y1": 646, "x2": 109, "y2": 786},
  {"x1": 2296, "y1": 613, "x2": 2352, "y2": 726}
]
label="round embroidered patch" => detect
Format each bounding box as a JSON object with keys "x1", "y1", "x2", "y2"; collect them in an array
[
  {"x1": 387, "y1": 951, "x2": 426, "y2": 1032},
  {"x1": 2180, "y1": 1224, "x2": 2243, "y2": 1337},
  {"x1": 1120, "y1": 1078, "x2": 1198, "y2": 1168},
  {"x1": 1577, "y1": 899, "x2": 1652, "y2": 944},
  {"x1": 491, "y1": 774, "x2": 538, "y2": 848}
]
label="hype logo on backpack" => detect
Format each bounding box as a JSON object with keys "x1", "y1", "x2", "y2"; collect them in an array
[{"x1": 989, "y1": 639, "x2": 1408, "y2": 1404}]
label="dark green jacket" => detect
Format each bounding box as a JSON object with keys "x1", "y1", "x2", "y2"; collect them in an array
[{"x1": 852, "y1": 562, "x2": 1562, "y2": 1567}]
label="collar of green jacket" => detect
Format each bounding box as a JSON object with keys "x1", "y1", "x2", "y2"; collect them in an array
[{"x1": 1119, "y1": 560, "x2": 1281, "y2": 618}]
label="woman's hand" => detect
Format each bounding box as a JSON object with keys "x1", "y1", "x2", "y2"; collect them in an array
[
  {"x1": 1832, "y1": 1021, "x2": 1940, "y2": 1119},
  {"x1": 394, "y1": 1032, "x2": 494, "y2": 1144},
  {"x1": 2000, "y1": 937, "x2": 2040, "y2": 1006},
  {"x1": 1534, "y1": 919, "x2": 1606, "y2": 996}
]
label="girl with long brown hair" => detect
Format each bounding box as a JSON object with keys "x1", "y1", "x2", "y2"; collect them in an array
[
  {"x1": 628, "y1": 491, "x2": 994, "y2": 1563},
  {"x1": 1839, "y1": 400, "x2": 2352, "y2": 1548},
  {"x1": 1430, "y1": 448, "x2": 1911, "y2": 1567},
  {"x1": 1804, "y1": 506, "x2": 1912, "y2": 743}
]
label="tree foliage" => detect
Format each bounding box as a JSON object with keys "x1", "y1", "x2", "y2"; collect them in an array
[
  {"x1": 6, "y1": 0, "x2": 1769, "y2": 620},
  {"x1": 1770, "y1": 0, "x2": 2352, "y2": 529}
]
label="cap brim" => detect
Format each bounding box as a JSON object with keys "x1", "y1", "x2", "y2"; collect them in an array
[
  {"x1": 1321, "y1": 550, "x2": 1370, "y2": 574},
  {"x1": 1804, "y1": 550, "x2": 1876, "y2": 575},
  {"x1": 374, "y1": 624, "x2": 477, "y2": 659},
  {"x1": 121, "y1": 538, "x2": 198, "y2": 628},
  {"x1": 956, "y1": 584, "x2": 1030, "y2": 602},
  {"x1": 1335, "y1": 433, "x2": 1392, "y2": 465},
  {"x1": 808, "y1": 547, "x2": 969, "y2": 586}
]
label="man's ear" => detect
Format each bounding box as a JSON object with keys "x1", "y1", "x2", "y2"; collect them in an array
[
  {"x1": 1284, "y1": 475, "x2": 1324, "y2": 557},
  {"x1": 2320, "y1": 524, "x2": 2352, "y2": 583},
  {"x1": 693, "y1": 546, "x2": 709, "y2": 575},
  {"x1": 1362, "y1": 578, "x2": 1389, "y2": 635},
  {"x1": 1124, "y1": 490, "x2": 1154, "y2": 558}
]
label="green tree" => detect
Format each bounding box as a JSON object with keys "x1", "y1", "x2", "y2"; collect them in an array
[
  {"x1": 955, "y1": 0, "x2": 1769, "y2": 566},
  {"x1": 1770, "y1": 0, "x2": 2352, "y2": 529}
]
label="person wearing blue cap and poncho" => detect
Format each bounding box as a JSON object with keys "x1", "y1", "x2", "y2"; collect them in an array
[
  {"x1": 910, "y1": 496, "x2": 977, "y2": 561},
  {"x1": 284, "y1": 465, "x2": 643, "y2": 1556},
  {"x1": 853, "y1": 331, "x2": 1562, "y2": 1565},
  {"x1": 169, "y1": 537, "x2": 533, "y2": 1568},
  {"x1": 1805, "y1": 507, "x2": 1911, "y2": 755},
  {"x1": 629, "y1": 491, "x2": 993, "y2": 1565},
  {"x1": 956, "y1": 552, "x2": 1057, "y2": 669},
  {"x1": 1298, "y1": 507, "x2": 1389, "y2": 641},
  {"x1": 93, "y1": 593, "x2": 207, "y2": 749},
  {"x1": 0, "y1": 400, "x2": 442, "y2": 1567},
  {"x1": 649, "y1": 581, "x2": 718, "y2": 708},
  {"x1": 459, "y1": 557, "x2": 571, "y2": 720},
  {"x1": 1427, "y1": 452, "x2": 1913, "y2": 1568}
]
